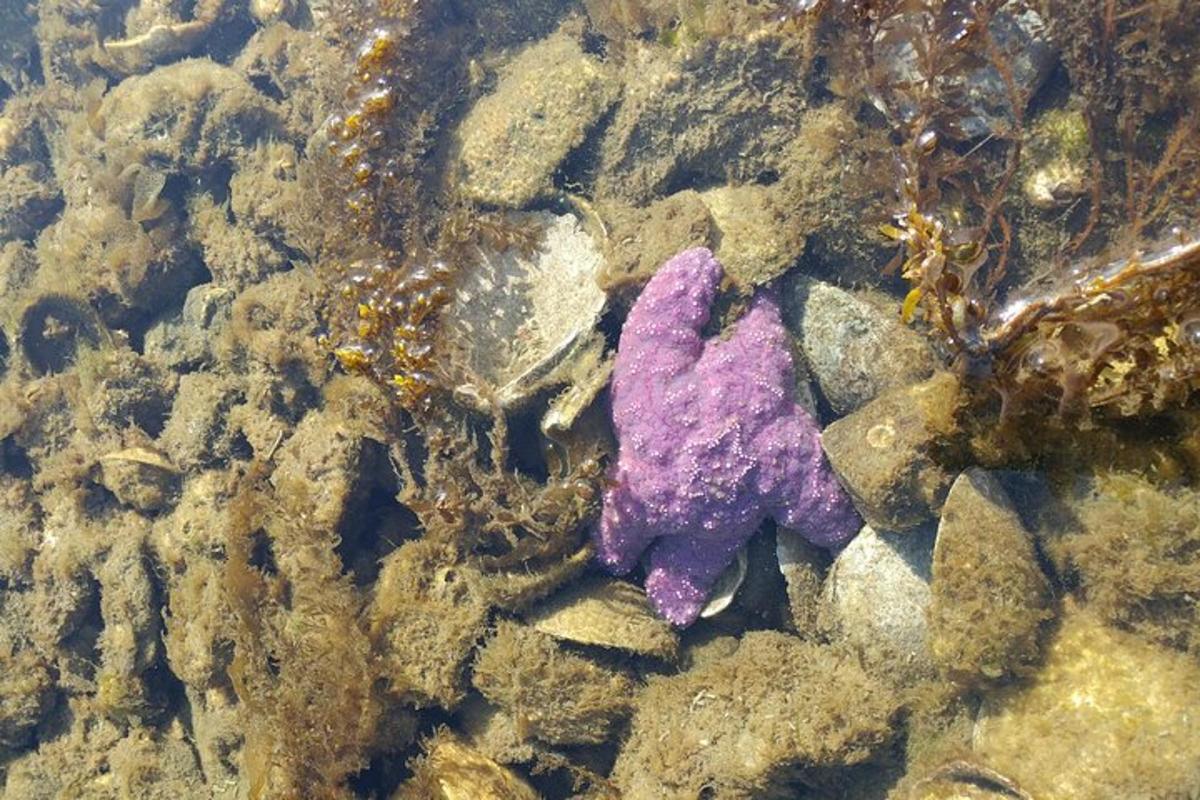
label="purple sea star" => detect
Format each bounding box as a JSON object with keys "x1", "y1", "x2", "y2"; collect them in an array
[{"x1": 594, "y1": 247, "x2": 861, "y2": 626}]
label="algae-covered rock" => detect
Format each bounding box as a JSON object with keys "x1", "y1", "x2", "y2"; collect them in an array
[
  {"x1": 597, "y1": 190, "x2": 716, "y2": 293},
  {"x1": 95, "y1": 59, "x2": 283, "y2": 171},
  {"x1": 454, "y1": 32, "x2": 617, "y2": 207},
  {"x1": 928, "y1": 469, "x2": 1051, "y2": 686},
  {"x1": 1020, "y1": 108, "x2": 1091, "y2": 210},
  {"x1": 0, "y1": 476, "x2": 39, "y2": 580},
  {"x1": 1039, "y1": 474, "x2": 1200, "y2": 657},
  {"x1": 0, "y1": 161, "x2": 60, "y2": 243},
  {"x1": 0, "y1": 649, "x2": 53, "y2": 751},
  {"x1": 523, "y1": 576, "x2": 678, "y2": 660},
  {"x1": 143, "y1": 283, "x2": 235, "y2": 372},
  {"x1": 93, "y1": 535, "x2": 164, "y2": 721},
  {"x1": 973, "y1": 604, "x2": 1200, "y2": 799},
  {"x1": 369, "y1": 540, "x2": 492, "y2": 709},
  {"x1": 822, "y1": 372, "x2": 964, "y2": 531},
  {"x1": 612, "y1": 631, "x2": 899, "y2": 799},
  {"x1": 94, "y1": 0, "x2": 233, "y2": 76},
  {"x1": 97, "y1": 447, "x2": 181, "y2": 513},
  {"x1": 34, "y1": 197, "x2": 203, "y2": 329},
  {"x1": 700, "y1": 183, "x2": 808, "y2": 289},
  {"x1": 157, "y1": 372, "x2": 245, "y2": 471},
  {"x1": 783, "y1": 277, "x2": 938, "y2": 415},
  {"x1": 597, "y1": 33, "x2": 811, "y2": 204},
  {"x1": 269, "y1": 407, "x2": 390, "y2": 534},
  {"x1": 472, "y1": 621, "x2": 635, "y2": 746},
  {"x1": 2, "y1": 715, "x2": 207, "y2": 799}
]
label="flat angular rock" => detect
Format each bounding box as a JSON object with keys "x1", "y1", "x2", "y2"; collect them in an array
[{"x1": 822, "y1": 372, "x2": 963, "y2": 531}]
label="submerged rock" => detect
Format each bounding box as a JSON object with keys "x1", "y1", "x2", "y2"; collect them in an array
[
  {"x1": 822, "y1": 372, "x2": 963, "y2": 531},
  {"x1": 94, "y1": 0, "x2": 231, "y2": 76},
  {"x1": 95, "y1": 59, "x2": 283, "y2": 171},
  {"x1": 928, "y1": 469, "x2": 1051, "y2": 686},
  {"x1": 1038, "y1": 473, "x2": 1200, "y2": 657},
  {"x1": 973, "y1": 604, "x2": 1200, "y2": 799},
  {"x1": 783, "y1": 277, "x2": 938, "y2": 415},
  {"x1": 612, "y1": 631, "x2": 899, "y2": 799},
  {"x1": 699, "y1": 183, "x2": 808, "y2": 289},
  {"x1": 868, "y1": 1, "x2": 1055, "y2": 139},
  {"x1": 369, "y1": 540, "x2": 491, "y2": 709},
  {"x1": 472, "y1": 621, "x2": 635, "y2": 746},
  {"x1": 454, "y1": 32, "x2": 617, "y2": 208},
  {"x1": 597, "y1": 190, "x2": 716, "y2": 293},
  {"x1": 597, "y1": 33, "x2": 811, "y2": 204},
  {"x1": 821, "y1": 524, "x2": 935, "y2": 682},
  {"x1": 144, "y1": 283, "x2": 235, "y2": 372}
]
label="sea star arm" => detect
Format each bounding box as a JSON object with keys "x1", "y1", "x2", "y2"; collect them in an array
[
  {"x1": 611, "y1": 248, "x2": 722, "y2": 387},
  {"x1": 643, "y1": 530, "x2": 748, "y2": 626},
  {"x1": 594, "y1": 477, "x2": 657, "y2": 574}
]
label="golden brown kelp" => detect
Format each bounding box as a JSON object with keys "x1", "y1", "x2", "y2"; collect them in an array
[
  {"x1": 824, "y1": 0, "x2": 1030, "y2": 352},
  {"x1": 316, "y1": 1, "x2": 466, "y2": 412}
]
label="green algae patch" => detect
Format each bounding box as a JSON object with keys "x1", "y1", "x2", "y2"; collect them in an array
[
  {"x1": 612, "y1": 631, "x2": 899, "y2": 799},
  {"x1": 1040, "y1": 474, "x2": 1200, "y2": 657},
  {"x1": 974, "y1": 604, "x2": 1200, "y2": 799}
]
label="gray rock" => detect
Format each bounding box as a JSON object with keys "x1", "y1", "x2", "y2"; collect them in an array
[
  {"x1": 822, "y1": 372, "x2": 962, "y2": 531},
  {"x1": 454, "y1": 32, "x2": 617, "y2": 207},
  {"x1": 820, "y1": 525, "x2": 935, "y2": 682},
  {"x1": 783, "y1": 277, "x2": 937, "y2": 415},
  {"x1": 144, "y1": 283, "x2": 234, "y2": 371}
]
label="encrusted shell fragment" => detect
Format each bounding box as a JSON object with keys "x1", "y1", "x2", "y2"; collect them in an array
[
  {"x1": 98, "y1": 447, "x2": 181, "y2": 512},
  {"x1": 398, "y1": 736, "x2": 540, "y2": 800},
  {"x1": 94, "y1": 0, "x2": 230, "y2": 76},
  {"x1": 699, "y1": 546, "x2": 748, "y2": 620},
  {"x1": 903, "y1": 761, "x2": 1032, "y2": 800},
  {"x1": 523, "y1": 577, "x2": 678, "y2": 660},
  {"x1": 445, "y1": 212, "x2": 607, "y2": 411}
]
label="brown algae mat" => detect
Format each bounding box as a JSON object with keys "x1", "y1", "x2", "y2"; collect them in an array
[{"x1": 2, "y1": 1, "x2": 1200, "y2": 799}]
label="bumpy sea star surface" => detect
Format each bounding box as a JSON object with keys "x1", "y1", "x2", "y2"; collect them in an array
[{"x1": 595, "y1": 247, "x2": 860, "y2": 625}]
